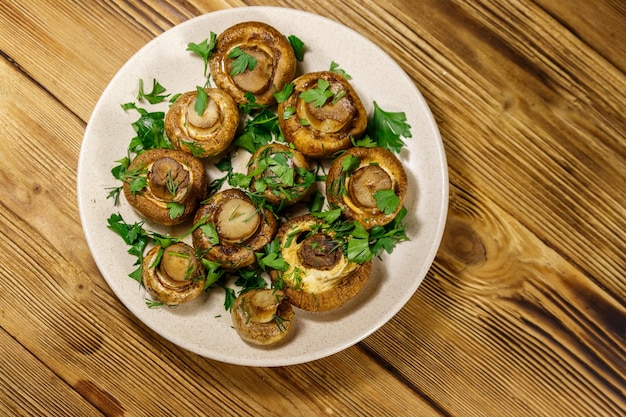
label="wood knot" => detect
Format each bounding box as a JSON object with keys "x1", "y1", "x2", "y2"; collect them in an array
[{"x1": 441, "y1": 219, "x2": 487, "y2": 266}]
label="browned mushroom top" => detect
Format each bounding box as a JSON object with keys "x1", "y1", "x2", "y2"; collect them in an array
[
  {"x1": 122, "y1": 149, "x2": 207, "y2": 226},
  {"x1": 192, "y1": 188, "x2": 277, "y2": 270},
  {"x1": 165, "y1": 88, "x2": 239, "y2": 158},
  {"x1": 246, "y1": 142, "x2": 315, "y2": 206},
  {"x1": 231, "y1": 289, "x2": 294, "y2": 346},
  {"x1": 209, "y1": 21, "x2": 296, "y2": 106},
  {"x1": 269, "y1": 214, "x2": 371, "y2": 312},
  {"x1": 142, "y1": 242, "x2": 206, "y2": 306},
  {"x1": 326, "y1": 146, "x2": 407, "y2": 229},
  {"x1": 278, "y1": 71, "x2": 367, "y2": 158}
]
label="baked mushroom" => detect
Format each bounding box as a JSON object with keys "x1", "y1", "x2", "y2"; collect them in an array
[
  {"x1": 123, "y1": 149, "x2": 207, "y2": 226},
  {"x1": 209, "y1": 21, "x2": 297, "y2": 106},
  {"x1": 192, "y1": 188, "x2": 277, "y2": 270},
  {"x1": 326, "y1": 146, "x2": 407, "y2": 229},
  {"x1": 142, "y1": 242, "x2": 206, "y2": 306},
  {"x1": 246, "y1": 142, "x2": 315, "y2": 206},
  {"x1": 278, "y1": 71, "x2": 368, "y2": 158},
  {"x1": 269, "y1": 214, "x2": 372, "y2": 312},
  {"x1": 231, "y1": 289, "x2": 294, "y2": 345},
  {"x1": 165, "y1": 88, "x2": 239, "y2": 158}
]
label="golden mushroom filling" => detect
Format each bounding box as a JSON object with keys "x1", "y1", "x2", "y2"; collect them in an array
[
  {"x1": 278, "y1": 71, "x2": 367, "y2": 158},
  {"x1": 142, "y1": 242, "x2": 205, "y2": 306},
  {"x1": 165, "y1": 88, "x2": 239, "y2": 158},
  {"x1": 231, "y1": 289, "x2": 294, "y2": 346},
  {"x1": 326, "y1": 146, "x2": 407, "y2": 229},
  {"x1": 210, "y1": 21, "x2": 296, "y2": 106},
  {"x1": 192, "y1": 188, "x2": 277, "y2": 270},
  {"x1": 122, "y1": 149, "x2": 207, "y2": 226},
  {"x1": 269, "y1": 215, "x2": 371, "y2": 312}
]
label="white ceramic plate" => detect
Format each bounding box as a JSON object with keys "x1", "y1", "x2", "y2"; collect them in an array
[{"x1": 77, "y1": 6, "x2": 448, "y2": 366}]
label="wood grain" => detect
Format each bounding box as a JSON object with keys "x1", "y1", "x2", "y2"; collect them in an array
[{"x1": 0, "y1": 0, "x2": 624, "y2": 416}]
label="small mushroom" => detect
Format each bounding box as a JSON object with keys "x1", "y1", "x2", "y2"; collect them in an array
[
  {"x1": 246, "y1": 143, "x2": 315, "y2": 206},
  {"x1": 231, "y1": 289, "x2": 294, "y2": 345},
  {"x1": 209, "y1": 21, "x2": 297, "y2": 106},
  {"x1": 165, "y1": 88, "x2": 239, "y2": 158},
  {"x1": 192, "y1": 188, "x2": 277, "y2": 270},
  {"x1": 123, "y1": 149, "x2": 207, "y2": 226},
  {"x1": 142, "y1": 242, "x2": 206, "y2": 306},
  {"x1": 278, "y1": 71, "x2": 368, "y2": 158},
  {"x1": 269, "y1": 214, "x2": 372, "y2": 312},
  {"x1": 326, "y1": 146, "x2": 407, "y2": 229}
]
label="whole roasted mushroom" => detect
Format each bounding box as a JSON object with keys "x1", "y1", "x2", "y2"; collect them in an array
[
  {"x1": 246, "y1": 142, "x2": 315, "y2": 207},
  {"x1": 142, "y1": 242, "x2": 206, "y2": 305},
  {"x1": 269, "y1": 214, "x2": 372, "y2": 312},
  {"x1": 326, "y1": 146, "x2": 407, "y2": 229},
  {"x1": 192, "y1": 188, "x2": 277, "y2": 270},
  {"x1": 123, "y1": 149, "x2": 207, "y2": 226},
  {"x1": 165, "y1": 88, "x2": 239, "y2": 158},
  {"x1": 231, "y1": 289, "x2": 294, "y2": 345},
  {"x1": 209, "y1": 21, "x2": 297, "y2": 106},
  {"x1": 278, "y1": 71, "x2": 368, "y2": 158}
]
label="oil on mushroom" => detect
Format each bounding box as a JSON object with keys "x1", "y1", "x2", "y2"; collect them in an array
[
  {"x1": 209, "y1": 21, "x2": 296, "y2": 106},
  {"x1": 165, "y1": 88, "x2": 239, "y2": 158},
  {"x1": 142, "y1": 242, "x2": 206, "y2": 306},
  {"x1": 278, "y1": 71, "x2": 367, "y2": 158},
  {"x1": 231, "y1": 289, "x2": 294, "y2": 345},
  {"x1": 122, "y1": 149, "x2": 207, "y2": 226},
  {"x1": 326, "y1": 146, "x2": 407, "y2": 229},
  {"x1": 246, "y1": 142, "x2": 316, "y2": 207},
  {"x1": 192, "y1": 188, "x2": 277, "y2": 270},
  {"x1": 269, "y1": 214, "x2": 372, "y2": 312}
]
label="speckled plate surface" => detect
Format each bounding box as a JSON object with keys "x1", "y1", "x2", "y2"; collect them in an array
[{"x1": 77, "y1": 6, "x2": 448, "y2": 366}]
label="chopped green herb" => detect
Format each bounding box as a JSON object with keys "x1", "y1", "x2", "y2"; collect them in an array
[
  {"x1": 288, "y1": 35, "x2": 305, "y2": 61},
  {"x1": 329, "y1": 61, "x2": 352, "y2": 80},
  {"x1": 274, "y1": 82, "x2": 294, "y2": 103},
  {"x1": 367, "y1": 101, "x2": 412, "y2": 153},
  {"x1": 228, "y1": 47, "x2": 257, "y2": 75},
  {"x1": 194, "y1": 86, "x2": 208, "y2": 116},
  {"x1": 136, "y1": 78, "x2": 170, "y2": 104},
  {"x1": 167, "y1": 202, "x2": 185, "y2": 219},
  {"x1": 299, "y1": 78, "x2": 333, "y2": 108},
  {"x1": 374, "y1": 189, "x2": 400, "y2": 215},
  {"x1": 186, "y1": 33, "x2": 217, "y2": 85}
]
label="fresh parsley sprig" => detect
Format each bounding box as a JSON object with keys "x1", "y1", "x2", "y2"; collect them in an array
[{"x1": 366, "y1": 101, "x2": 412, "y2": 153}]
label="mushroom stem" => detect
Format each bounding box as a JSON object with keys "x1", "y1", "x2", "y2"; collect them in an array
[
  {"x1": 348, "y1": 165, "x2": 393, "y2": 208},
  {"x1": 216, "y1": 198, "x2": 261, "y2": 243},
  {"x1": 186, "y1": 96, "x2": 219, "y2": 129},
  {"x1": 247, "y1": 290, "x2": 282, "y2": 323}
]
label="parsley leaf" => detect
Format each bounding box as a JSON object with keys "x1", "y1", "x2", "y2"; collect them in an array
[
  {"x1": 274, "y1": 82, "x2": 294, "y2": 103},
  {"x1": 288, "y1": 35, "x2": 305, "y2": 61},
  {"x1": 299, "y1": 78, "x2": 333, "y2": 107},
  {"x1": 194, "y1": 86, "x2": 208, "y2": 116},
  {"x1": 374, "y1": 189, "x2": 400, "y2": 215},
  {"x1": 136, "y1": 78, "x2": 170, "y2": 104},
  {"x1": 329, "y1": 61, "x2": 352, "y2": 80},
  {"x1": 228, "y1": 47, "x2": 257, "y2": 75},
  {"x1": 167, "y1": 202, "x2": 185, "y2": 219},
  {"x1": 186, "y1": 33, "x2": 217, "y2": 85},
  {"x1": 367, "y1": 101, "x2": 412, "y2": 153}
]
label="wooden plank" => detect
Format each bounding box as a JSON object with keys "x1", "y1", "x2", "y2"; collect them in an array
[{"x1": 0, "y1": 330, "x2": 104, "y2": 417}]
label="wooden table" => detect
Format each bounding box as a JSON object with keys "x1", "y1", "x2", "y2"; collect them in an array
[{"x1": 1, "y1": 1, "x2": 624, "y2": 416}]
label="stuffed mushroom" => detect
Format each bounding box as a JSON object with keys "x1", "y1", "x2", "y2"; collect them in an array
[
  {"x1": 142, "y1": 242, "x2": 206, "y2": 305},
  {"x1": 246, "y1": 142, "x2": 315, "y2": 207},
  {"x1": 122, "y1": 149, "x2": 207, "y2": 226},
  {"x1": 209, "y1": 21, "x2": 297, "y2": 106},
  {"x1": 326, "y1": 146, "x2": 407, "y2": 229},
  {"x1": 278, "y1": 71, "x2": 367, "y2": 158},
  {"x1": 231, "y1": 289, "x2": 294, "y2": 345},
  {"x1": 192, "y1": 188, "x2": 277, "y2": 270},
  {"x1": 269, "y1": 214, "x2": 372, "y2": 312},
  {"x1": 165, "y1": 88, "x2": 239, "y2": 158}
]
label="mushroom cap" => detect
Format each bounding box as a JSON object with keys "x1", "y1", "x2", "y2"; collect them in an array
[
  {"x1": 278, "y1": 71, "x2": 367, "y2": 158},
  {"x1": 123, "y1": 149, "x2": 207, "y2": 226},
  {"x1": 247, "y1": 142, "x2": 314, "y2": 206},
  {"x1": 165, "y1": 88, "x2": 239, "y2": 158},
  {"x1": 231, "y1": 289, "x2": 295, "y2": 345},
  {"x1": 192, "y1": 188, "x2": 278, "y2": 270},
  {"x1": 209, "y1": 21, "x2": 296, "y2": 106},
  {"x1": 142, "y1": 243, "x2": 206, "y2": 305},
  {"x1": 269, "y1": 214, "x2": 372, "y2": 312},
  {"x1": 326, "y1": 146, "x2": 407, "y2": 229}
]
